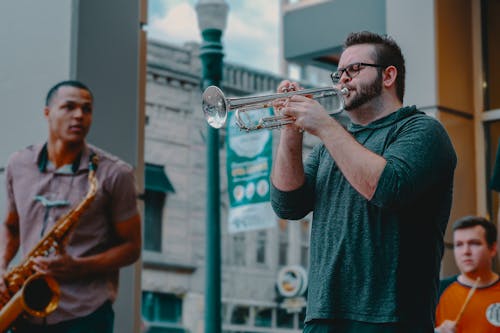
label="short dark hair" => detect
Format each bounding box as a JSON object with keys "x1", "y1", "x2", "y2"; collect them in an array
[
  {"x1": 452, "y1": 216, "x2": 497, "y2": 247},
  {"x1": 45, "y1": 80, "x2": 93, "y2": 106},
  {"x1": 344, "y1": 31, "x2": 406, "y2": 103}
]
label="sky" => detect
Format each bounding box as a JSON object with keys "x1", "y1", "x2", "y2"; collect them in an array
[{"x1": 146, "y1": 0, "x2": 281, "y2": 75}]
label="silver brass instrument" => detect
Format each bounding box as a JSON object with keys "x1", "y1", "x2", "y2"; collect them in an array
[
  {"x1": 202, "y1": 85, "x2": 349, "y2": 131},
  {"x1": 0, "y1": 156, "x2": 99, "y2": 332}
]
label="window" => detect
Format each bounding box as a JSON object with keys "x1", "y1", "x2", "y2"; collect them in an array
[
  {"x1": 144, "y1": 163, "x2": 175, "y2": 252},
  {"x1": 232, "y1": 234, "x2": 246, "y2": 266},
  {"x1": 230, "y1": 306, "x2": 250, "y2": 325},
  {"x1": 255, "y1": 307, "x2": 272, "y2": 327},
  {"x1": 222, "y1": 302, "x2": 305, "y2": 331},
  {"x1": 298, "y1": 308, "x2": 306, "y2": 329},
  {"x1": 300, "y1": 220, "x2": 310, "y2": 268},
  {"x1": 288, "y1": 63, "x2": 302, "y2": 81},
  {"x1": 142, "y1": 291, "x2": 182, "y2": 323},
  {"x1": 256, "y1": 230, "x2": 267, "y2": 264},
  {"x1": 279, "y1": 225, "x2": 289, "y2": 266},
  {"x1": 144, "y1": 190, "x2": 165, "y2": 252},
  {"x1": 483, "y1": 0, "x2": 500, "y2": 111},
  {"x1": 277, "y1": 308, "x2": 294, "y2": 328},
  {"x1": 482, "y1": 0, "x2": 500, "y2": 226}
]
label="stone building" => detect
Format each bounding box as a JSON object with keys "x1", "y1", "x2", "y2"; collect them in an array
[{"x1": 141, "y1": 39, "x2": 321, "y2": 333}]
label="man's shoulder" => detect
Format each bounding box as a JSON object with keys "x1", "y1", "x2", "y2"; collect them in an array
[
  {"x1": 439, "y1": 275, "x2": 459, "y2": 297},
  {"x1": 87, "y1": 144, "x2": 133, "y2": 171},
  {"x1": 7, "y1": 143, "x2": 43, "y2": 166},
  {"x1": 401, "y1": 106, "x2": 443, "y2": 126}
]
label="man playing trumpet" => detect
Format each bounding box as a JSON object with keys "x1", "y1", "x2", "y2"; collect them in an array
[{"x1": 271, "y1": 31, "x2": 457, "y2": 332}]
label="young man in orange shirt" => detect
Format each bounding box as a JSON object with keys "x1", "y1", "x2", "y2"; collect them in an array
[{"x1": 435, "y1": 216, "x2": 500, "y2": 332}]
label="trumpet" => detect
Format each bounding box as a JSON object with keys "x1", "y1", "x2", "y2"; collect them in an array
[{"x1": 202, "y1": 85, "x2": 349, "y2": 131}]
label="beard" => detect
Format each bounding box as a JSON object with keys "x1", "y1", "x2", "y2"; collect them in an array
[{"x1": 344, "y1": 72, "x2": 383, "y2": 111}]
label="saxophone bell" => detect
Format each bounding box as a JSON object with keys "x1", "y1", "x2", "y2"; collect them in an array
[
  {"x1": 0, "y1": 274, "x2": 60, "y2": 332},
  {"x1": 22, "y1": 274, "x2": 60, "y2": 317},
  {"x1": 0, "y1": 154, "x2": 99, "y2": 332}
]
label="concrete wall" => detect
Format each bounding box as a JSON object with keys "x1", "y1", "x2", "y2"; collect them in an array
[
  {"x1": 0, "y1": 1, "x2": 145, "y2": 332},
  {"x1": 386, "y1": 0, "x2": 437, "y2": 107}
]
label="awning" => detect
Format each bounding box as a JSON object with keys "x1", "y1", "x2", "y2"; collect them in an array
[{"x1": 145, "y1": 163, "x2": 175, "y2": 193}]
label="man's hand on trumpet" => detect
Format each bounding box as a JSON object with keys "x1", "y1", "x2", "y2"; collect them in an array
[
  {"x1": 275, "y1": 80, "x2": 334, "y2": 137},
  {"x1": 273, "y1": 80, "x2": 303, "y2": 134}
]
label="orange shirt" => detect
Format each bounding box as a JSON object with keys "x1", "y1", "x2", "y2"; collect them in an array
[{"x1": 436, "y1": 278, "x2": 500, "y2": 332}]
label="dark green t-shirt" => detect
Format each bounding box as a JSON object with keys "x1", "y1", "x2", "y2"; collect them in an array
[{"x1": 271, "y1": 106, "x2": 457, "y2": 328}]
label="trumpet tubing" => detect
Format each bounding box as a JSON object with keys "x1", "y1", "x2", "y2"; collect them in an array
[{"x1": 202, "y1": 85, "x2": 348, "y2": 131}]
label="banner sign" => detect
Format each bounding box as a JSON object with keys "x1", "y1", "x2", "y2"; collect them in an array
[{"x1": 226, "y1": 108, "x2": 275, "y2": 233}]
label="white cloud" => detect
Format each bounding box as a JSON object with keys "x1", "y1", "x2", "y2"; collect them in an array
[
  {"x1": 147, "y1": 0, "x2": 281, "y2": 74},
  {"x1": 147, "y1": 2, "x2": 200, "y2": 43},
  {"x1": 224, "y1": 0, "x2": 280, "y2": 73}
]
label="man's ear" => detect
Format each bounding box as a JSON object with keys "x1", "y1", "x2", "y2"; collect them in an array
[
  {"x1": 382, "y1": 65, "x2": 398, "y2": 88},
  {"x1": 490, "y1": 241, "x2": 498, "y2": 258},
  {"x1": 44, "y1": 106, "x2": 49, "y2": 118}
]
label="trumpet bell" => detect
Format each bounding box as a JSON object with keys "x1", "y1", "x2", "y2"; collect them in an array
[{"x1": 202, "y1": 86, "x2": 228, "y2": 129}]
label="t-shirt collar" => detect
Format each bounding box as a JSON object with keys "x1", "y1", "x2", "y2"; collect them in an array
[{"x1": 35, "y1": 142, "x2": 91, "y2": 173}]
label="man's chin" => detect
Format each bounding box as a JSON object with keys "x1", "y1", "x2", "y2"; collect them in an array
[
  {"x1": 459, "y1": 266, "x2": 477, "y2": 274},
  {"x1": 64, "y1": 137, "x2": 86, "y2": 146}
]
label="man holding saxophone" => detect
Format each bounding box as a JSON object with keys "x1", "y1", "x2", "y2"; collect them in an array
[
  {"x1": 0, "y1": 80, "x2": 141, "y2": 332},
  {"x1": 271, "y1": 31, "x2": 457, "y2": 332}
]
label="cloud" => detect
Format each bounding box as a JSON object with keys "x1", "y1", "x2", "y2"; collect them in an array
[
  {"x1": 147, "y1": 0, "x2": 280, "y2": 74},
  {"x1": 224, "y1": 0, "x2": 280, "y2": 73},
  {"x1": 147, "y1": 2, "x2": 200, "y2": 43}
]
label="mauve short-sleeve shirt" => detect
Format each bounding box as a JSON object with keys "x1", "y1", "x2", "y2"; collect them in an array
[{"x1": 5, "y1": 142, "x2": 139, "y2": 324}]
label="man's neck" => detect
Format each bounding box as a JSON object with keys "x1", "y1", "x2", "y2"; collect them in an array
[
  {"x1": 47, "y1": 140, "x2": 85, "y2": 169},
  {"x1": 348, "y1": 94, "x2": 403, "y2": 126},
  {"x1": 458, "y1": 271, "x2": 499, "y2": 287}
]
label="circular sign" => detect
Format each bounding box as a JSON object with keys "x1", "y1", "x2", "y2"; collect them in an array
[{"x1": 276, "y1": 265, "x2": 308, "y2": 298}]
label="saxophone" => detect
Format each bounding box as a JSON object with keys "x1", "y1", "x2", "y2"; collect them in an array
[{"x1": 0, "y1": 155, "x2": 99, "y2": 332}]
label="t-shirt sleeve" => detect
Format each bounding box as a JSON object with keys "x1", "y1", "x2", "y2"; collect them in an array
[
  {"x1": 270, "y1": 145, "x2": 319, "y2": 220},
  {"x1": 371, "y1": 116, "x2": 456, "y2": 208},
  {"x1": 108, "y1": 163, "x2": 139, "y2": 223}
]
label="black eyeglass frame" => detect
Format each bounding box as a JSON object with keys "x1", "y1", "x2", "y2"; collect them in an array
[{"x1": 330, "y1": 62, "x2": 386, "y2": 83}]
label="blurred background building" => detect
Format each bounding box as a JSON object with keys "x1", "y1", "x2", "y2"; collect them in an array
[{"x1": 141, "y1": 39, "x2": 312, "y2": 333}]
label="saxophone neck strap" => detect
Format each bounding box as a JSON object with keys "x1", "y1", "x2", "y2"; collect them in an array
[{"x1": 37, "y1": 143, "x2": 98, "y2": 174}]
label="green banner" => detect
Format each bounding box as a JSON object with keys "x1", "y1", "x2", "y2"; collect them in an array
[{"x1": 226, "y1": 108, "x2": 275, "y2": 233}]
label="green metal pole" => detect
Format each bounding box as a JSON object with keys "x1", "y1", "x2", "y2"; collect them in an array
[{"x1": 200, "y1": 28, "x2": 223, "y2": 333}]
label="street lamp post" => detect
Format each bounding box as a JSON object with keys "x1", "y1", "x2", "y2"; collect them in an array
[{"x1": 195, "y1": 1, "x2": 228, "y2": 333}]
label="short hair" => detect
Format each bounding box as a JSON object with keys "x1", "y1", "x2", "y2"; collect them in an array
[
  {"x1": 344, "y1": 31, "x2": 406, "y2": 103},
  {"x1": 452, "y1": 216, "x2": 497, "y2": 247},
  {"x1": 45, "y1": 80, "x2": 93, "y2": 106}
]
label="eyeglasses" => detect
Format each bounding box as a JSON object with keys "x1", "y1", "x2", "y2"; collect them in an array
[{"x1": 330, "y1": 62, "x2": 385, "y2": 83}]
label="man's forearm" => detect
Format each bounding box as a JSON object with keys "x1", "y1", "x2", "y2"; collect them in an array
[
  {"x1": 0, "y1": 224, "x2": 20, "y2": 270},
  {"x1": 318, "y1": 118, "x2": 386, "y2": 200},
  {"x1": 271, "y1": 131, "x2": 305, "y2": 191},
  {"x1": 77, "y1": 241, "x2": 141, "y2": 275}
]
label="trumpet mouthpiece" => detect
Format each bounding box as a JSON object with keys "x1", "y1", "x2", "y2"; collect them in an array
[{"x1": 340, "y1": 87, "x2": 349, "y2": 95}]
